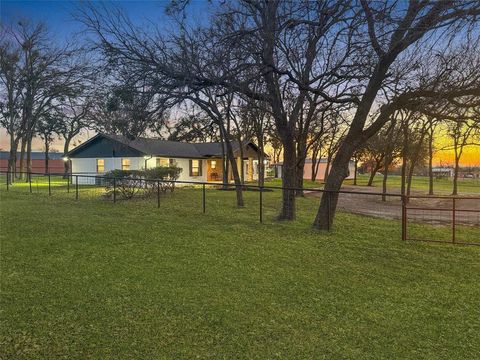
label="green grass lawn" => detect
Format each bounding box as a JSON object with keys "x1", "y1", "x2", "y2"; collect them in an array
[
  {"x1": 345, "y1": 174, "x2": 480, "y2": 194},
  {"x1": 258, "y1": 174, "x2": 479, "y2": 195},
  {"x1": 1, "y1": 182, "x2": 480, "y2": 359}
]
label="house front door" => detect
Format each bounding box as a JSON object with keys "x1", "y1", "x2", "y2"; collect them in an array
[{"x1": 207, "y1": 159, "x2": 222, "y2": 182}]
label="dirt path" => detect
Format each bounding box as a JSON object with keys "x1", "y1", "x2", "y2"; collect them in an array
[{"x1": 306, "y1": 185, "x2": 480, "y2": 226}]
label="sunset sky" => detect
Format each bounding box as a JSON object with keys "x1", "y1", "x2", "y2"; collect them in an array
[
  {"x1": 1, "y1": 1, "x2": 479, "y2": 167},
  {"x1": 1, "y1": 128, "x2": 478, "y2": 167}
]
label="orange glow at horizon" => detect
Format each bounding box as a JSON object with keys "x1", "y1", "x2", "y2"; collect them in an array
[
  {"x1": 433, "y1": 146, "x2": 480, "y2": 167},
  {"x1": 433, "y1": 127, "x2": 480, "y2": 167}
]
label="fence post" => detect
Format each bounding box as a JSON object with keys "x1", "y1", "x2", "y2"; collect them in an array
[
  {"x1": 48, "y1": 173, "x2": 51, "y2": 196},
  {"x1": 6, "y1": 171, "x2": 9, "y2": 191},
  {"x1": 452, "y1": 197, "x2": 456, "y2": 244},
  {"x1": 75, "y1": 175, "x2": 79, "y2": 200},
  {"x1": 29, "y1": 172, "x2": 32, "y2": 193},
  {"x1": 67, "y1": 174, "x2": 70, "y2": 194},
  {"x1": 113, "y1": 177, "x2": 116, "y2": 203},
  {"x1": 202, "y1": 183, "x2": 206, "y2": 213},
  {"x1": 259, "y1": 186, "x2": 263, "y2": 223},
  {"x1": 157, "y1": 180, "x2": 160, "y2": 208}
]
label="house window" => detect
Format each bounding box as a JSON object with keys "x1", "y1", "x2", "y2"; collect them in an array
[
  {"x1": 122, "y1": 158, "x2": 130, "y2": 171},
  {"x1": 211, "y1": 160, "x2": 217, "y2": 169},
  {"x1": 96, "y1": 159, "x2": 104, "y2": 173},
  {"x1": 156, "y1": 158, "x2": 174, "y2": 167},
  {"x1": 190, "y1": 159, "x2": 202, "y2": 176}
]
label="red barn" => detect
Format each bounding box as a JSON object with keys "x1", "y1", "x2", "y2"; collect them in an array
[{"x1": 0, "y1": 151, "x2": 65, "y2": 174}]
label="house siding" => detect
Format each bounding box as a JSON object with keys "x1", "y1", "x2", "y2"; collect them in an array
[
  {"x1": 67, "y1": 134, "x2": 262, "y2": 184},
  {"x1": 71, "y1": 156, "x2": 208, "y2": 184},
  {"x1": 274, "y1": 160, "x2": 355, "y2": 181}
]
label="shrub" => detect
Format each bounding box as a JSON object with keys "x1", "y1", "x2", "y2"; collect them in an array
[
  {"x1": 104, "y1": 170, "x2": 144, "y2": 199},
  {"x1": 144, "y1": 166, "x2": 182, "y2": 194},
  {"x1": 104, "y1": 167, "x2": 182, "y2": 199}
]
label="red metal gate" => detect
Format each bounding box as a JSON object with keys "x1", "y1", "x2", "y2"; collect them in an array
[{"x1": 402, "y1": 195, "x2": 480, "y2": 246}]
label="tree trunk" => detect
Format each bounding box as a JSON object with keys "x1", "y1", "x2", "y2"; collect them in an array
[
  {"x1": 428, "y1": 128, "x2": 434, "y2": 195},
  {"x1": 44, "y1": 138, "x2": 50, "y2": 174},
  {"x1": 294, "y1": 138, "x2": 307, "y2": 196},
  {"x1": 323, "y1": 154, "x2": 331, "y2": 183},
  {"x1": 407, "y1": 126, "x2": 426, "y2": 197},
  {"x1": 278, "y1": 138, "x2": 296, "y2": 220},
  {"x1": 381, "y1": 118, "x2": 397, "y2": 201},
  {"x1": 406, "y1": 161, "x2": 415, "y2": 197},
  {"x1": 219, "y1": 122, "x2": 243, "y2": 207},
  {"x1": 312, "y1": 141, "x2": 355, "y2": 230},
  {"x1": 257, "y1": 136, "x2": 265, "y2": 187},
  {"x1": 63, "y1": 138, "x2": 71, "y2": 178},
  {"x1": 453, "y1": 155, "x2": 460, "y2": 196},
  {"x1": 367, "y1": 161, "x2": 381, "y2": 186},
  {"x1": 220, "y1": 131, "x2": 229, "y2": 188},
  {"x1": 311, "y1": 146, "x2": 321, "y2": 181},
  {"x1": 7, "y1": 135, "x2": 19, "y2": 185},
  {"x1": 382, "y1": 165, "x2": 389, "y2": 201},
  {"x1": 353, "y1": 158, "x2": 358, "y2": 186},
  {"x1": 401, "y1": 156, "x2": 407, "y2": 197},
  {"x1": 295, "y1": 158, "x2": 305, "y2": 197},
  {"x1": 18, "y1": 138, "x2": 27, "y2": 180},
  {"x1": 26, "y1": 134, "x2": 33, "y2": 175},
  {"x1": 313, "y1": 58, "x2": 394, "y2": 230}
]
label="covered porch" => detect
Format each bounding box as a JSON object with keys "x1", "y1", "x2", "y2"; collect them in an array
[{"x1": 205, "y1": 157, "x2": 259, "y2": 183}]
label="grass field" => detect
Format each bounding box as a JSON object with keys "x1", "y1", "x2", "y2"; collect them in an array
[
  {"x1": 263, "y1": 174, "x2": 480, "y2": 195},
  {"x1": 1, "y1": 181, "x2": 480, "y2": 359},
  {"x1": 348, "y1": 174, "x2": 480, "y2": 194}
]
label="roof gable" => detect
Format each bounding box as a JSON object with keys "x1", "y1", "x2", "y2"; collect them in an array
[{"x1": 66, "y1": 134, "x2": 145, "y2": 158}]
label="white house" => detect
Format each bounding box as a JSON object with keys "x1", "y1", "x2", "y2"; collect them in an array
[
  {"x1": 432, "y1": 166, "x2": 455, "y2": 178},
  {"x1": 65, "y1": 133, "x2": 264, "y2": 184}
]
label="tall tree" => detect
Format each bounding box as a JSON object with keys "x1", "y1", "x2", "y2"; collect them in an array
[
  {"x1": 1, "y1": 20, "x2": 88, "y2": 180},
  {"x1": 313, "y1": 2, "x2": 480, "y2": 229},
  {"x1": 0, "y1": 35, "x2": 24, "y2": 182},
  {"x1": 78, "y1": 0, "x2": 357, "y2": 220},
  {"x1": 36, "y1": 112, "x2": 62, "y2": 173}
]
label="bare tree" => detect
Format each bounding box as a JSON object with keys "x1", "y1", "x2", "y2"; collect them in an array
[
  {"x1": 36, "y1": 112, "x2": 62, "y2": 173},
  {"x1": 76, "y1": 1, "x2": 480, "y2": 228},
  {"x1": 313, "y1": 2, "x2": 480, "y2": 229},
  {"x1": 90, "y1": 78, "x2": 167, "y2": 139},
  {"x1": 446, "y1": 115, "x2": 479, "y2": 195},
  {"x1": 58, "y1": 89, "x2": 94, "y2": 176},
  {"x1": 77, "y1": 0, "x2": 357, "y2": 220},
  {"x1": 0, "y1": 35, "x2": 24, "y2": 182},
  {"x1": 238, "y1": 98, "x2": 271, "y2": 187},
  {"x1": 1, "y1": 20, "x2": 88, "y2": 181}
]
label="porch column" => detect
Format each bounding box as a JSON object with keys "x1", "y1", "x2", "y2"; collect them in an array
[{"x1": 248, "y1": 157, "x2": 254, "y2": 181}]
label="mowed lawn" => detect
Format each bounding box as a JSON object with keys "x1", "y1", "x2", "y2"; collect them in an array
[
  {"x1": 345, "y1": 174, "x2": 480, "y2": 194},
  {"x1": 262, "y1": 174, "x2": 480, "y2": 195},
  {"x1": 1, "y1": 185, "x2": 480, "y2": 359}
]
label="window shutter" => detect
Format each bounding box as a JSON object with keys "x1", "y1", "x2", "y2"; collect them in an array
[
  {"x1": 198, "y1": 160, "x2": 202, "y2": 176},
  {"x1": 189, "y1": 159, "x2": 193, "y2": 176}
]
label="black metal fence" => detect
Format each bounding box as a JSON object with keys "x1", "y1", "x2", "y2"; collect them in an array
[{"x1": 1, "y1": 171, "x2": 479, "y2": 246}]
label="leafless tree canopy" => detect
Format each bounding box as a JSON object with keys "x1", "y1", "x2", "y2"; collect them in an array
[{"x1": 2, "y1": 1, "x2": 479, "y2": 229}]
